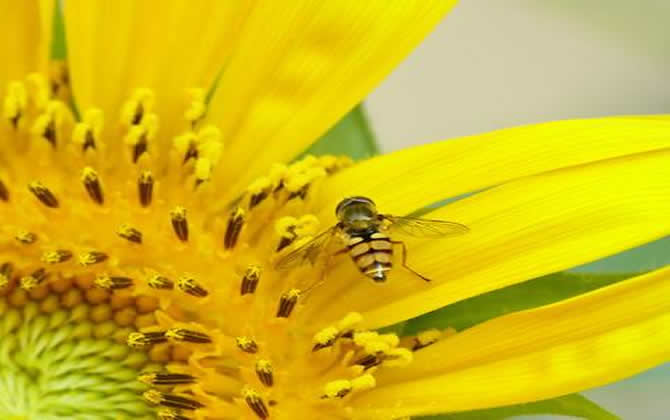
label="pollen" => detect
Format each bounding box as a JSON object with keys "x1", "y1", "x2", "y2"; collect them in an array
[{"x1": 1, "y1": 71, "x2": 412, "y2": 420}]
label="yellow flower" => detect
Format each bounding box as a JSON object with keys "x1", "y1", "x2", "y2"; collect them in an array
[{"x1": 1, "y1": 1, "x2": 669, "y2": 420}]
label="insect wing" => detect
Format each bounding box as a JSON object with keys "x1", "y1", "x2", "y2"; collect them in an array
[
  {"x1": 383, "y1": 215, "x2": 469, "y2": 238},
  {"x1": 274, "y1": 227, "x2": 336, "y2": 270}
]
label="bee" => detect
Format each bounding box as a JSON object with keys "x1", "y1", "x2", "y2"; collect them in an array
[{"x1": 275, "y1": 196, "x2": 469, "y2": 283}]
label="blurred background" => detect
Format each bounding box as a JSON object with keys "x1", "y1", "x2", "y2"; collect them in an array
[{"x1": 364, "y1": 1, "x2": 669, "y2": 419}]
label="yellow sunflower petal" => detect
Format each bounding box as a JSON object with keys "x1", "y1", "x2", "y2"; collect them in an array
[
  {"x1": 307, "y1": 148, "x2": 670, "y2": 328},
  {"x1": 351, "y1": 267, "x2": 670, "y2": 418},
  {"x1": 316, "y1": 117, "x2": 670, "y2": 223},
  {"x1": 65, "y1": 0, "x2": 252, "y2": 137},
  {"x1": 206, "y1": 0, "x2": 457, "y2": 194},
  {"x1": 0, "y1": 0, "x2": 52, "y2": 85}
]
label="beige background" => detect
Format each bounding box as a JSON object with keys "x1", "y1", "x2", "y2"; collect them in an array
[{"x1": 365, "y1": 2, "x2": 669, "y2": 418}]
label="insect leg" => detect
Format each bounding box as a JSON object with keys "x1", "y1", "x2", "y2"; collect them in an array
[{"x1": 390, "y1": 240, "x2": 431, "y2": 282}]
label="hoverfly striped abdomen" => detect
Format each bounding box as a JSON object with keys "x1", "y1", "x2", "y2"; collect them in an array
[{"x1": 347, "y1": 231, "x2": 393, "y2": 282}]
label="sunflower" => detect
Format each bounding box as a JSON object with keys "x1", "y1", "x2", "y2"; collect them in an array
[{"x1": 1, "y1": 1, "x2": 669, "y2": 419}]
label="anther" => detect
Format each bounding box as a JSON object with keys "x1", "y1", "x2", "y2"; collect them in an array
[
  {"x1": 20, "y1": 268, "x2": 48, "y2": 290},
  {"x1": 236, "y1": 336, "x2": 259, "y2": 354},
  {"x1": 138, "y1": 171, "x2": 154, "y2": 206},
  {"x1": 133, "y1": 135, "x2": 148, "y2": 163},
  {"x1": 41, "y1": 249, "x2": 73, "y2": 264},
  {"x1": 139, "y1": 372, "x2": 197, "y2": 386},
  {"x1": 42, "y1": 119, "x2": 57, "y2": 147},
  {"x1": 322, "y1": 375, "x2": 376, "y2": 399},
  {"x1": 412, "y1": 328, "x2": 443, "y2": 351},
  {"x1": 95, "y1": 274, "x2": 133, "y2": 290},
  {"x1": 81, "y1": 167, "x2": 104, "y2": 204},
  {"x1": 354, "y1": 354, "x2": 382, "y2": 370},
  {"x1": 0, "y1": 263, "x2": 13, "y2": 288},
  {"x1": 79, "y1": 251, "x2": 109, "y2": 266},
  {"x1": 170, "y1": 206, "x2": 188, "y2": 242},
  {"x1": 223, "y1": 207, "x2": 245, "y2": 249},
  {"x1": 118, "y1": 224, "x2": 143, "y2": 244},
  {"x1": 276, "y1": 289, "x2": 300, "y2": 318},
  {"x1": 127, "y1": 331, "x2": 168, "y2": 348},
  {"x1": 255, "y1": 360, "x2": 274, "y2": 387},
  {"x1": 166, "y1": 328, "x2": 212, "y2": 344},
  {"x1": 0, "y1": 179, "x2": 8, "y2": 201},
  {"x1": 158, "y1": 408, "x2": 191, "y2": 420},
  {"x1": 143, "y1": 390, "x2": 204, "y2": 411},
  {"x1": 15, "y1": 230, "x2": 37, "y2": 244},
  {"x1": 148, "y1": 274, "x2": 174, "y2": 290},
  {"x1": 177, "y1": 274, "x2": 208, "y2": 297},
  {"x1": 241, "y1": 265, "x2": 261, "y2": 295},
  {"x1": 28, "y1": 181, "x2": 59, "y2": 208},
  {"x1": 313, "y1": 326, "x2": 339, "y2": 351},
  {"x1": 242, "y1": 387, "x2": 270, "y2": 419}
]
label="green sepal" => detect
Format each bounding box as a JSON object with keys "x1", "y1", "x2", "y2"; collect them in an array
[{"x1": 419, "y1": 393, "x2": 620, "y2": 420}]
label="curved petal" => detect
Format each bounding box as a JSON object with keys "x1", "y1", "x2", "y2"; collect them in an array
[
  {"x1": 314, "y1": 117, "x2": 670, "y2": 224},
  {"x1": 303, "y1": 148, "x2": 670, "y2": 328},
  {"x1": 205, "y1": 0, "x2": 457, "y2": 194},
  {"x1": 0, "y1": 0, "x2": 52, "y2": 86},
  {"x1": 64, "y1": 0, "x2": 252, "y2": 138},
  {"x1": 351, "y1": 267, "x2": 670, "y2": 418}
]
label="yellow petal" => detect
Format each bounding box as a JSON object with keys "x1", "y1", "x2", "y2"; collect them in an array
[
  {"x1": 316, "y1": 117, "x2": 670, "y2": 223},
  {"x1": 206, "y1": 0, "x2": 457, "y2": 195},
  {"x1": 0, "y1": 0, "x2": 52, "y2": 86},
  {"x1": 64, "y1": 0, "x2": 252, "y2": 138},
  {"x1": 306, "y1": 148, "x2": 670, "y2": 328},
  {"x1": 351, "y1": 267, "x2": 670, "y2": 417}
]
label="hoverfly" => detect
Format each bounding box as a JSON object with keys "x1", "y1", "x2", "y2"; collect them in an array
[{"x1": 275, "y1": 196, "x2": 469, "y2": 283}]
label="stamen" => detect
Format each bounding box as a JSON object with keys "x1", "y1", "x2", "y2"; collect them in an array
[
  {"x1": 81, "y1": 167, "x2": 104, "y2": 204},
  {"x1": 143, "y1": 389, "x2": 204, "y2": 411},
  {"x1": 118, "y1": 224, "x2": 143, "y2": 244},
  {"x1": 0, "y1": 179, "x2": 8, "y2": 201},
  {"x1": 235, "y1": 336, "x2": 259, "y2": 354},
  {"x1": 165, "y1": 328, "x2": 212, "y2": 344},
  {"x1": 148, "y1": 275, "x2": 174, "y2": 290},
  {"x1": 3, "y1": 81, "x2": 27, "y2": 128},
  {"x1": 322, "y1": 375, "x2": 376, "y2": 399},
  {"x1": 412, "y1": 328, "x2": 443, "y2": 351},
  {"x1": 20, "y1": 268, "x2": 48, "y2": 290},
  {"x1": 184, "y1": 88, "x2": 206, "y2": 126},
  {"x1": 313, "y1": 326, "x2": 339, "y2": 351},
  {"x1": 138, "y1": 171, "x2": 154, "y2": 206},
  {"x1": 127, "y1": 331, "x2": 168, "y2": 348},
  {"x1": 157, "y1": 408, "x2": 191, "y2": 420},
  {"x1": 15, "y1": 230, "x2": 37, "y2": 244},
  {"x1": 28, "y1": 181, "x2": 59, "y2": 208},
  {"x1": 276, "y1": 289, "x2": 300, "y2": 318},
  {"x1": 240, "y1": 265, "x2": 261, "y2": 295},
  {"x1": 255, "y1": 359, "x2": 274, "y2": 387},
  {"x1": 121, "y1": 88, "x2": 154, "y2": 127},
  {"x1": 223, "y1": 207, "x2": 245, "y2": 249},
  {"x1": 242, "y1": 387, "x2": 269, "y2": 419},
  {"x1": 95, "y1": 274, "x2": 134, "y2": 290},
  {"x1": 0, "y1": 263, "x2": 14, "y2": 288},
  {"x1": 246, "y1": 177, "x2": 272, "y2": 210},
  {"x1": 79, "y1": 251, "x2": 109, "y2": 266},
  {"x1": 41, "y1": 249, "x2": 73, "y2": 264},
  {"x1": 177, "y1": 274, "x2": 208, "y2": 297},
  {"x1": 139, "y1": 372, "x2": 197, "y2": 386},
  {"x1": 170, "y1": 207, "x2": 189, "y2": 242}
]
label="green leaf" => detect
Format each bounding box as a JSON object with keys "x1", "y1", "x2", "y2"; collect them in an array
[
  {"x1": 300, "y1": 105, "x2": 379, "y2": 160},
  {"x1": 403, "y1": 271, "x2": 632, "y2": 335},
  {"x1": 419, "y1": 393, "x2": 620, "y2": 420},
  {"x1": 51, "y1": 2, "x2": 67, "y2": 59}
]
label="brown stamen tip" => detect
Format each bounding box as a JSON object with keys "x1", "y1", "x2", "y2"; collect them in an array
[
  {"x1": 177, "y1": 274, "x2": 208, "y2": 297},
  {"x1": 79, "y1": 251, "x2": 109, "y2": 266},
  {"x1": 170, "y1": 206, "x2": 188, "y2": 242},
  {"x1": 0, "y1": 263, "x2": 14, "y2": 288},
  {"x1": 223, "y1": 207, "x2": 245, "y2": 250},
  {"x1": 95, "y1": 274, "x2": 133, "y2": 290},
  {"x1": 157, "y1": 408, "x2": 191, "y2": 420},
  {"x1": 139, "y1": 372, "x2": 197, "y2": 386},
  {"x1": 143, "y1": 390, "x2": 204, "y2": 411},
  {"x1": 117, "y1": 224, "x2": 143, "y2": 244},
  {"x1": 132, "y1": 135, "x2": 148, "y2": 163},
  {"x1": 127, "y1": 331, "x2": 168, "y2": 348},
  {"x1": 81, "y1": 167, "x2": 104, "y2": 204},
  {"x1": 41, "y1": 249, "x2": 73, "y2": 264},
  {"x1": 148, "y1": 274, "x2": 174, "y2": 290},
  {"x1": 15, "y1": 231, "x2": 37, "y2": 245},
  {"x1": 43, "y1": 119, "x2": 57, "y2": 147},
  {"x1": 28, "y1": 181, "x2": 59, "y2": 208},
  {"x1": 82, "y1": 129, "x2": 96, "y2": 151},
  {"x1": 255, "y1": 360, "x2": 274, "y2": 387},
  {"x1": 235, "y1": 336, "x2": 259, "y2": 354},
  {"x1": 241, "y1": 265, "x2": 261, "y2": 295},
  {"x1": 354, "y1": 354, "x2": 382, "y2": 370},
  {"x1": 0, "y1": 179, "x2": 8, "y2": 201},
  {"x1": 243, "y1": 388, "x2": 270, "y2": 419},
  {"x1": 249, "y1": 189, "x2": 269, "y2": 209},
  {"x1": 276, "y1": 289, "x2": 300, "y2": 318},
  {"x1": 166, "y1": 328, "x2": 212, "y2": 344},
  {"x1": 183, "y1": 142, "x2": 198, "y2": 163},
  {"x1": 20, "y1": 268, "x2": 48, "y2": 290},
  {"x1": 138, "y1": 171, "x2": 154, "y2": 207},
  {"x1": 288, "y1": 184, "x2": 309, "y2": 200}
]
